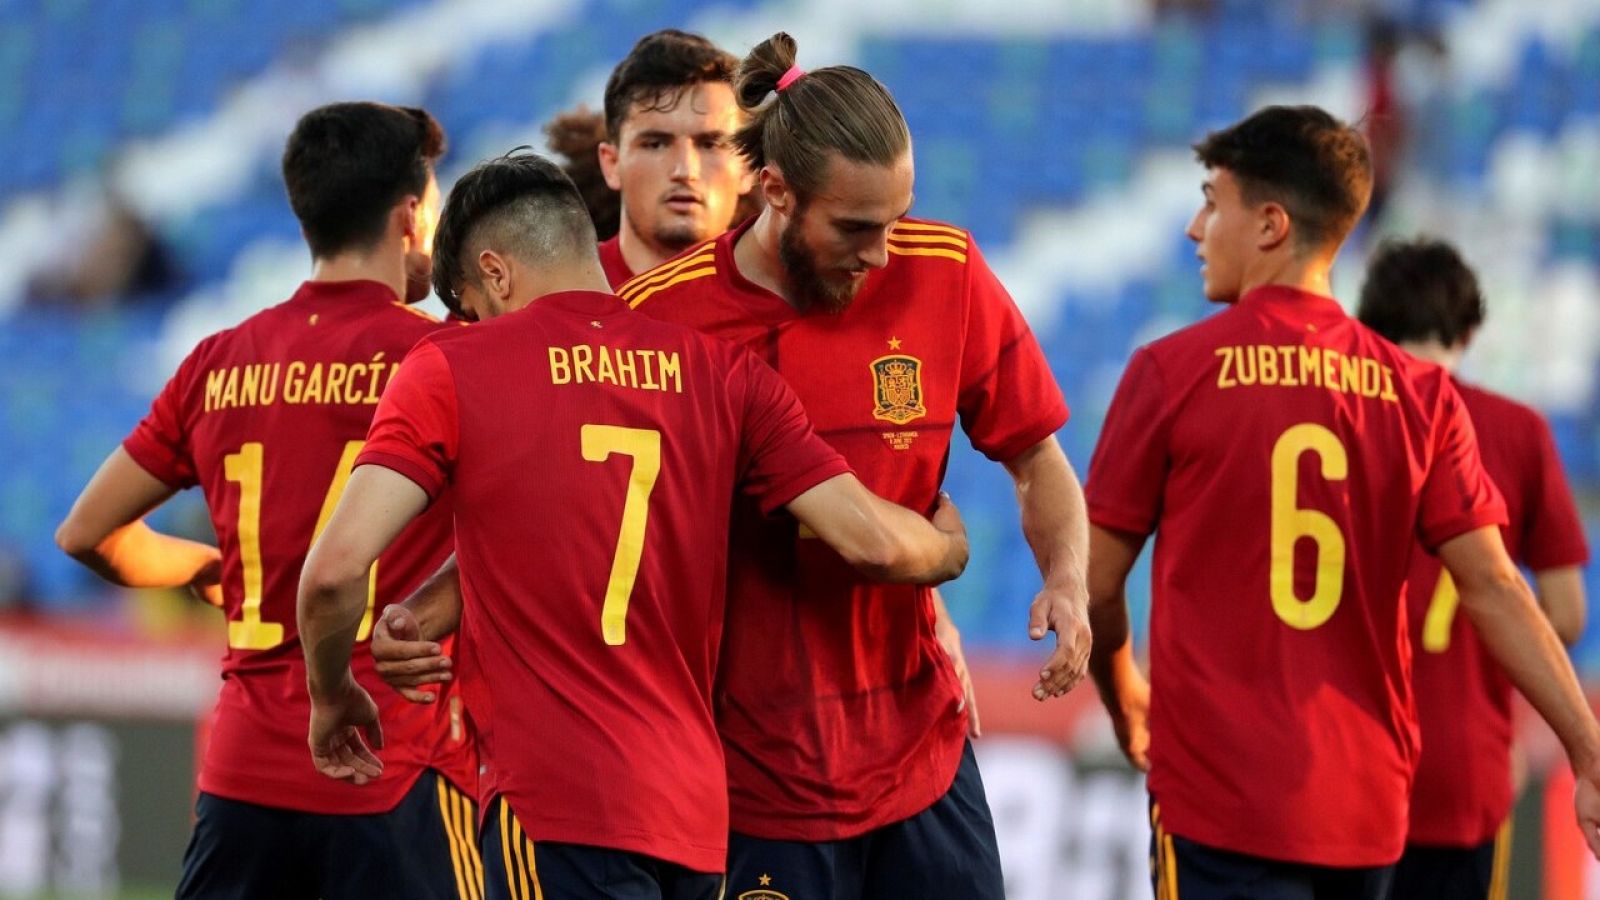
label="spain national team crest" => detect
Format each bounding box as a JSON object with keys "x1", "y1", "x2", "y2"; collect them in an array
[{"x1": 870, "y1": 353, "x2": 927, "y2": 425}]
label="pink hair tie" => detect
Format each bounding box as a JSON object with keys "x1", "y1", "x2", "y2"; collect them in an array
[{"x1": 776, "y1": 65, "x2": 806, "y2": 92}]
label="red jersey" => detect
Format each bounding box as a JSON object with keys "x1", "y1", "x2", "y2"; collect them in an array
[
  {"x1": 621, "y1": 218, "x2": 1069, "y2": 840},
  {"x1": 1084, "y1": 286, "x2": 1507, "y2": 867},
  {"x1": 598, "y1": 236, "x2": 634, "y2": 289},
  {"x1": 122, "y1": 280, "x2": 466, "y2": 814},
  {"x1": 1406, "y1": 380, "x2": 1589, "y2": 846},
  {"x1": 357, "y1": 289, "x2": 850, "y2": 873}
]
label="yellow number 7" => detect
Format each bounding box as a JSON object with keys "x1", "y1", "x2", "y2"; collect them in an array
[{"x1": 581, "y1": 425, "x2": 662, "y2": 646}]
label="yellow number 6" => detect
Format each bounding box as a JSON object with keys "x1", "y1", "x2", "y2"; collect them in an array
[
  {"x1": 581, "y1": 425, "x2": 662, "y2": 646},
  {"x1": 1269, "y1": 423, "x2": 1349, "y2": 630}
]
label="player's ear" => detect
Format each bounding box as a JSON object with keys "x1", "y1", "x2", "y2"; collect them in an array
[
  {"x1": 598, "y1": 141, "x2": 622, "y2": 191},
  {"x1": 760, "y1": 166, "x2": 793, "y2": 216},
  {"x1": 397, "y1": 195, "x2": 423, "y2": 248},
  {"x1": 476, "y1": 249, "x2": 512, "y2": 305},
  {"x1": 1258, "y1": 201, "x2": 1292, "y2": 252}
]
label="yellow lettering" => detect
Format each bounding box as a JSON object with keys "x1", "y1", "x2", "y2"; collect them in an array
[
  {"x1": 364, "y1": 354, "x2": 387, "y2": 403},
  {"x1": 1215, "y1": 347, "x2": 1237, "y2": 389},
  {"x1": 259, "y1": 364, "x2": 279, "y2": 405},
  {"x1": 1340, "y1": 355, "x2": 1359, "y2": 395},
  {"x1": 573, "y1": 345, "x2": 595, "y2": 384},
  {"x1": 325, "y1": 363, "x2": 349, "y2": 405},
  {"x1": 1257, "y1": 345, "x2": 1279, "y2": 386},
  {"x1": 1380, "y1": 365, "x2": 1398, "y2": 403},
  {"x1": 1300, "y1": 347, "x2": 1322, "y2": 387},
  {"x1": 1277, "y1": 346, "x2": 1299, "y2": 387},
  {"x1": 596, "y1": 345, "x2": 618, "y2": 385},
  {"x1": 638, "y1": 351, "x2": 659, "y2": 391},
  {"x1": 550, "y1": 347, "x2": 571, "y2": 385},
  {"x1": 1322, "y1": 348, "x2": 1339, "y2": 391},
  {"x1": 220, "y1": 367, "x2": 239, "y2": 409},
  {"x1": 284, "y1": 362, "x2": 306, "y2": 404},
  {"x1": 1235, "y1": 345, "x2": 1258, "y2": 386},
  {"x1": 615, "y1": 348, "x2": 638, "y2": 389},
  {"x1": 344, "y1": 364, "x2": 366, "y2": 404},
  {"x1": 657, "y1": 351, "x2": 682, "y2": 393},
  {"x1": 239, "y1": 365, "x2": 260, "y2": 407},
  {"x1": 205, "y1": 368, "x2": 226, "y2": 413},
  {"x1": 301, "y1": 363, "x2": 324, "y2": 404},
  {"x1": 1360, "y1": 359, "x2": 1381, "y2": 398}
]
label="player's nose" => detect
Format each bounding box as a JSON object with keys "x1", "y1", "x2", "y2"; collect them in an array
[{"x1": 669, "y1": 139, "x2": 700, "y2": 181}]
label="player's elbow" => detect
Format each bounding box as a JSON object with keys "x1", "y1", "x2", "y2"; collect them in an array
[
  {"x1": 297, "y1": 545, "x2": 368, "y2": 614},
  {"x1": 54, "y1": 515, "x2": 108, "y2": 566},
  {"x1": 838, "y1": 528, "x2": 905, "y2": 582},
  {"x1": 1454, "y1": 561, "x2": 1533, "y2": 621}
]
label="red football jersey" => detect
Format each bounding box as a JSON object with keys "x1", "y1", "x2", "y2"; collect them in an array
[
  {"x1": 357, "y1": 289, "x2": 850, "y2": 873},
  {"x1": 598, "y1": 236, "x2": 634, "y2": 289},
  {"x1": 1085, "y1": 286, "x2": 1507, "y2": 867},
  {"x1": 1406, "y1": 380, "x2": 1589, "y2": 846},
  {"x1": 620, "y1": 218, "x2": 1070, "y2": 840},
  {"x1": 122, "y1": 280, "x2": 465, "y2": 814}
]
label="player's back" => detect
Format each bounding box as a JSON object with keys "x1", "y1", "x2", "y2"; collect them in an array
[
  {"x1": 399, "y1": 289, "x2": 844, "y2": 873},
  {"x1": 123, "y1": 279, "x2": 456, "y2": 813},
  {"x1": 1089, "y1": 285, "x2": 1503, "y2": 866},
  {"x1": 1406, "y1": 381, "x2": 1589, "y2": 846}
]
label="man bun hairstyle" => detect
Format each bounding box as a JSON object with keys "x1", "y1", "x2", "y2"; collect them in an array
[
  {"x1": 282, "y1": 101, "x2": 445, "y2": 259},
  {"x1": 732, "y1": 32, "x2": 910, "y2": 198},
  {"x1": 431, "y1": 148, "x2": 596, "y2": 315},
  {"x1": 602, "y1": 29, "x2": 739, "y2": 142},
  {"x1": 1357, "y1": 237, "x2": 1486, "y2": 347},
  {"x1": 1193, "y1": 105, "x2": 1372, "y2": 252}
]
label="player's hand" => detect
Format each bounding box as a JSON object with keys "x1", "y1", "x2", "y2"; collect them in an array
[
  {"x1": 1575, "y1": 768, "x2": 1600, "y2": 859},
  {"x1": 1105, "y1": 668, "x2": 1151, "y2": 772},
  {"x1": 308, "y1": 673, "x2": 384, "y2": 785},
  {"x1": 931, "y1": 492, "x2": 969, "y2": 581},
  {"x1": 1029, "y1": 580, "x2": 1092, "y2": 701},
  {"x1": 186, "y1": 551, "x2": 224, "y2": 608},
  {"x1": 372, "y1": 605, "x2": 451, "y2": 704},
  {"x1": 936, "y1": 614, "x2": 981, "y2": 738}
]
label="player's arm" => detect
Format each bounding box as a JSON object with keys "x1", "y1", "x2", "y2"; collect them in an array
[
  {"x1": 372, "y1": 554, "x2": 463, "y2": 703},
  {"x1": 931, "y1": 587, "x2": 981, "y2": 738},
  {"x1": 1439, "y1": 527, "x2": 1600, "y2": 855},
  {"x1": 1535, "y1": 567, "x2": 1587, "y2": 647},
  {"x1": 55, "y1": 447, "x2": 222, "y2": 602},
  {"x1": 1086, "y1": 523, "x2": 1151, "y2": 771},
  {"x1": 297, "y1": 464, "x2": 431, "y2": 783},
  {"x1": 1001, "y1": 435, "x2": 1092, "y2": 702},
  {"x1": 785, "y1": 476, "x2": 967, "y2": 583}
]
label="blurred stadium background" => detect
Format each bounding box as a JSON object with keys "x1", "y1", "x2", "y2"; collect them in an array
[{"x1": 1, "y1": 0, "x2": 1597, "y2": 896}]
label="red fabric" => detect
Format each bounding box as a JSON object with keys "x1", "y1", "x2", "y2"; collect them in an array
[
  {"x1": 1084, "y1": 286, "x2": 1507, "y2": 867},
  {"x1": 629, "y1": 218, "x2": 1069, "y2": 840},
  {"x1": 598, "y1": 236, "x2": 635, "y2": 290},
  {"x1": 358, "y1": 289, "x2": 849, "y2": 872},
  {"x1": 1406, "y1": 381, "x2": 1589, "y2": 846},
  {"x1": 121, "y1": 280, "x2": 466, "y2": 814}
]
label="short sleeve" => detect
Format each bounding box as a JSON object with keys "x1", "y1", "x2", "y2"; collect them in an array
[
  {"x1": 957, "y1": 237, "x2": 1070, "y2": 461},
  {"x1": 122, "y1": 347, "x2": 203, "y2": 489},
  {"x1": 1521, "y1": 413, "x2": 1590, "y2": 570},
  {"x1": 734, "y1": 348, "x2": 853, "y2": 515},
  {"x1": 1416, "y1": 378, "x2": 1507, "y2": 550},
  {"x1": 355, "y1": 340, "x2": 459, "y2": 500},
  {"x1": 1084, "y1": 347, "x2": 1173, "y2": 538}
]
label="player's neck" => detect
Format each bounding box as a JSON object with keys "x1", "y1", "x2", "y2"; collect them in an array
[
  {"x1": 526, "y1": 261, "x2": 614, "y2": 307},
  {"x1": 1398, "y1": 339, "x2": 1464, "y2": 372},
  {"x1": 309, "y1": 243, "x2": 406, "y2": 303},
  {"x1": 1239, "y1": 252, "x2": 1333, "y2": 300},
  {"x1": 733, "y1": 209, "x2": 795, "y2": 305}
]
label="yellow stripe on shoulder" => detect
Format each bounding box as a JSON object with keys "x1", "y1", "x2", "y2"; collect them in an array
[
  {"x1": 892, "y1": 221, "x2": 967, "y2": 239},
  {"x1": 391, "y1": 302, "x2": 444, "y2": 323},
  {"x1": 887, "y1": 245, "x2": 968, "y2": 264},
  {"x1": 889, "y1": 231, "x2": 968, "y2": 249},
  {"x1": 627, "y1": 265, "x2": 717, "y2": 309},
  {"x1": 618, "y1": 244, "x2": 716, "y2": 299}
]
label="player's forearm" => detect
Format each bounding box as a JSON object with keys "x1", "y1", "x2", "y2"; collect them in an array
[
  {"x1": 1535, "y1": 566, "x2": 1587, "y2": 647},
  {"x1": 1005, "y1": 439, "x2": 1088, "y2": 598},
  {"x1": 858, "y1": 498, "x2": 968, "y2": 583},
  {"x1": 60, "y1": 519, "x2": 221, "y2": 589},
  {"x1": 1086, "y1": 524, "x2": 1146, "y2": 711},
  {"x1": 298, "y1": 558, "x2": 374, "y2": 703},
  {"x1": 403, "y1": 554, "x2": 463, "y2": 642},
  {"x1": 1462, "y1": 570, "x2": 1600, "y2": 772}
]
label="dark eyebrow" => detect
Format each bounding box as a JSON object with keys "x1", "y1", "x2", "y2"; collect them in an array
[
  {"x1": 632, "y1": 130, "x2": 674, "y2": 142},
  {"x1": 834, "y1": 202, "x2": 915, "y2": 232}
]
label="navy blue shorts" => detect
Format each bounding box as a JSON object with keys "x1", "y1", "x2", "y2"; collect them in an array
[
  {"x1": 176, "y1": 768, "x2": 481, "y2": 900},
  {"x1": 726, "y1": 740, "x2": 1003, "y2": 900},
  {"x1": 1390, "y1": 821, "x2": 1510, "y2": 900},
  {"x1": 481, "y1": 795, "x2": 723, "y2": 900},
  {"x1": 1150, "y1": 798, "x2": 1393, "y2": 900}
]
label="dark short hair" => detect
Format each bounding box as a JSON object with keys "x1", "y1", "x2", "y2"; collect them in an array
[
  {"x1": 732, "y1": 32, "x2": 909, "y2": 198},
  {"x1": 282, "y1": 102, "x2": 445, "y2": 258},
  {"x1": 1357, "y1": 237, "x2": 1485, "y2": 346},
  {"x1": 1193, "y1": 105, "x2": 1372, "y2": 251},
  {"x1": 431, "y1": 149, "x2": 596, "y2": 315},
  {"x1": 544, "y1": 107, "x2": 619, "y2": 240},
  {"x1": 603, "y1": 29, "x2": 738, "y2": 141}
]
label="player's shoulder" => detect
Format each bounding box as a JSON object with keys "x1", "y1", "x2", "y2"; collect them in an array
[
  {"x1": 886, "y1": 217, "x2": 973, "y2": 269},
  {"x1": 616, "y1": 237, "x2": 722, "y2": 310},
  {"x1": 1453, "y1": 379, "x2": 1546, "y2": 432}
]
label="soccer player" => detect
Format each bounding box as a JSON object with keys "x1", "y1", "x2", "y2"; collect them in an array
[
  {"x1": 54, "y1": 102, "x2": 480, "y2": 900},
  {"x1": 296, "y1": 151, "x2": 971, "y2": 900},
  {"x1": 616, "y1": 33, "x2": 1089, "y2": 899},
  {"x1": 1083, "y1": 105, "x2": 1600, "y2": 899},
  {"x1": 1357, "y1": 238, "x2": 1589, "y2": 900}
]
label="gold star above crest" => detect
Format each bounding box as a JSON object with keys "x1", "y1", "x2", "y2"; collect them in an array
[
  {"x1": 887, "y1": 336, "x2": 902, "y2": 350},
  {"x1": 758, "y1": 874, "x2": 773, "y2": 886}
]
